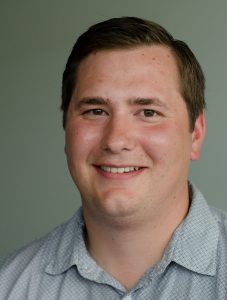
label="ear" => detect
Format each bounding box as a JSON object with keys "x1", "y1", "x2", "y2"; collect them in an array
[{"x1": 190, "y1": 112, "x2": 206, "y2": 161}]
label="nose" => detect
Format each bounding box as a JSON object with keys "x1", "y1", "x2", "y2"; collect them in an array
[{"x1": 101, "y1": 115, "x2": 136, "y2": 153}]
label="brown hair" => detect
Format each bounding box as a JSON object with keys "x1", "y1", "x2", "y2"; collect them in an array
[{"x1": 61, "y1": 17, "x2": 205, "y2": 131}]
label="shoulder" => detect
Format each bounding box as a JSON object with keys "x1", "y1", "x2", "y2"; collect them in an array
[
  {"x1": 0, "y1": 223, "x2": 60, "y2": 283},
  {"x1": 0, "y1": 211, "x2": 82, "y2": 298},
  {"x1": 210, "y1": 206, "x2": 227, "y2": 227},
  {"x1": 210, "y1": 206, "x2": 227, "y2": 237},
  {"x1": 1, "y1": 224, "x2": 58, "y2": 270}
]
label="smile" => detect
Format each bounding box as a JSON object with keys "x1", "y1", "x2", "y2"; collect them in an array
[{"x1": 100, "y1": 166, "x2": 141, "y2": 173}]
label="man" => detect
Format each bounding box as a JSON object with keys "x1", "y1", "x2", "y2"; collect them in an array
[{"x1": 0, "y1": 17, "x2": 226, "y2": 299}]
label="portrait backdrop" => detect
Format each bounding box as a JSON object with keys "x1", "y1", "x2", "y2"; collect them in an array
[{"x1": 1, "y1": 0, "x2": 227, "y2": 257}]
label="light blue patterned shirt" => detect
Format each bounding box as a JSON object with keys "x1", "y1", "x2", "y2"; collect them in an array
[{"x1": 1, "y1": 183, "x2": 227, "y2": 299}]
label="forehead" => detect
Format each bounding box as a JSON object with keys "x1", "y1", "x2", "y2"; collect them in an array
[
  {"x1": 75, "y1": 46, "x2": 180, "y2": 91},
  {"x1": 75, "y1": 45, "x2": 180, "y2": 99}
]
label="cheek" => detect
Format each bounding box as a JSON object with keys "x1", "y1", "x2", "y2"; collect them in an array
[
  {"x1": 139, "y1": 123, "x2": 191, "y2": 162},
  {"x1": 65, "y1": 120, "x2": 102, "y2": 158},
  {"x1": 140, "y1": 124, "x2": 171, "y2": 151}
]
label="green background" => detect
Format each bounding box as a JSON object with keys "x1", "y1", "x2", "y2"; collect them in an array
[{"x1": 1, "y1": 0, "x2": 227, "y2": 257}]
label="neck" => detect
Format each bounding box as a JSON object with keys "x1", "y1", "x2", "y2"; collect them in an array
[{"x1": 83, "y1": 190, "x2": 189, "y2": 290}]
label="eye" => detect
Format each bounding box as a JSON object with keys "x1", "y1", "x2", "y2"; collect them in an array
[
  {"x1": 142, "y1": 109, "x2": 157, "y2": 117},
  {"x1": 82, "y1": 108, "x2": 108, "y2": 119},
  {"x1": 86, "y1": 109, "x2": 106, "y2": 115}
]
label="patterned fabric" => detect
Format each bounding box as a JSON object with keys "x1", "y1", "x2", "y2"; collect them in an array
[{"x1": 1, "y1": 183, "x2": 227, "y2": 299}]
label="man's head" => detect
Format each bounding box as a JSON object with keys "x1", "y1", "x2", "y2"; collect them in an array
[
  {"x1": 61, "y1": 16, "x2": 205, "y2": 131},
  {"x1": 63, "y1": 17, "x2": 206, "y2": 224}
]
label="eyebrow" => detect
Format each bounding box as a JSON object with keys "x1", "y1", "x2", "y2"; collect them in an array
[
  {"x1": 130, "y1": 97, "x2": 167, "y2": 108},
  {"x1": 74, "y1": 96, "x2": 167, "y2": 109},
  {"x1": 75, "y1": 97, "x2": 108, "y2": 109}
]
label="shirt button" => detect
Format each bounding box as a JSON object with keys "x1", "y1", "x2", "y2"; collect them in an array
[{"x1": 122, "y1": 294, "x2": 132, "y2": 300}]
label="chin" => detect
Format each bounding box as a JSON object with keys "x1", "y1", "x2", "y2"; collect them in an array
[
  {"x1": 81, "y1": 187, "x2": 143, "y2": 222},
  {"x1": 97, "y1": 192, "x2": 140, "y2": 219}
]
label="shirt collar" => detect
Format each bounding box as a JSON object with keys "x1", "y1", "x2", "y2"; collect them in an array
[
  {"x1": 170, "y1": 182, "x2": 219, "y2": 276},
  {"x1": 45, "y1": 183, "x2": 219, "y2": 277},
  {"x1": 45, "y1": 209, "x2": 123, "y2": 289},
  {"x1": 45, "y1": 208, "x2": 89, "y2": 275}
]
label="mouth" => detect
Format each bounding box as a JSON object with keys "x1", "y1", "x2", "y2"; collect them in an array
[{"x1": 97, "y1": 165, "x2": 144, "y2": 174}]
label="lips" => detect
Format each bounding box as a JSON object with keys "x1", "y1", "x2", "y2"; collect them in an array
[
  {"x1": 100, "y1": 166, "x2": 141, "y2": 173},
  {"x1": 94, "y1": 164, "x2": 146, "y2": 179}
]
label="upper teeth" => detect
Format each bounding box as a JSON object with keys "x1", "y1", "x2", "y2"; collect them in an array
[{"x1": 100, "y1": 166, "x2": 140, "y2": 173}]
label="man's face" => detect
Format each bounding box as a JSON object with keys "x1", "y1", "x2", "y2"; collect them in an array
[{"x1": 65, "y1": 46, "x2": 205, "y2": 223}]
